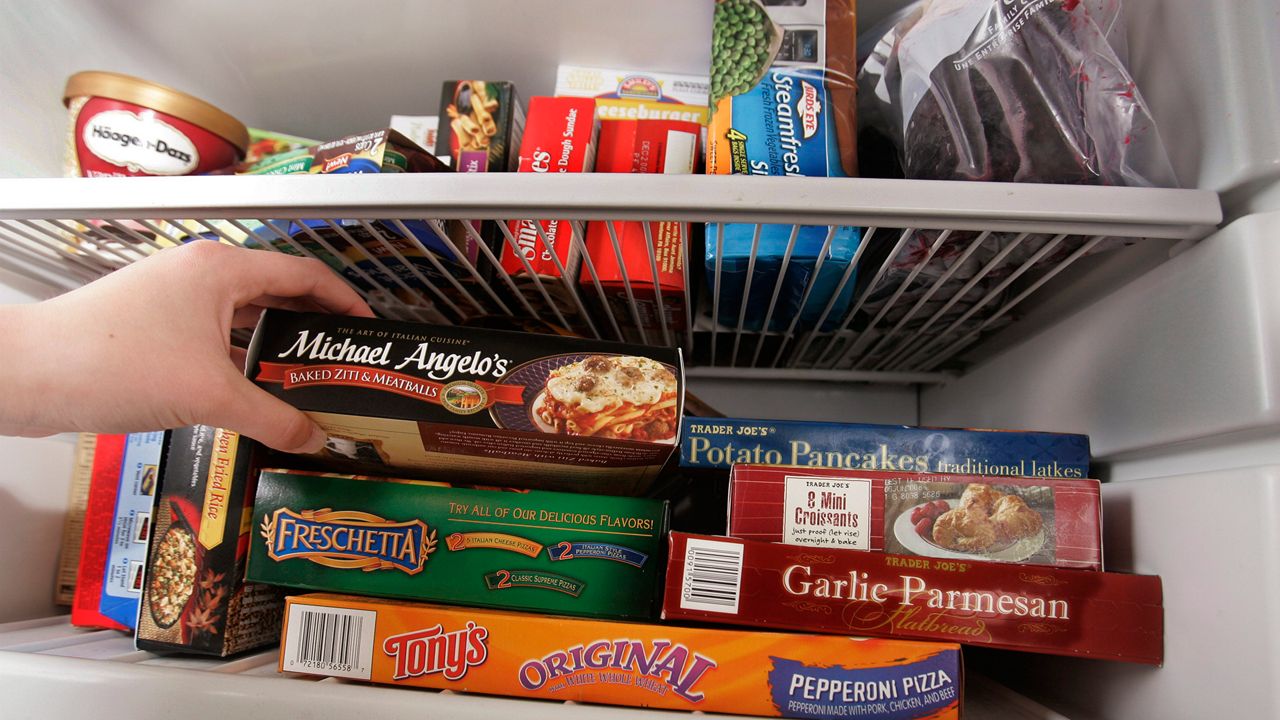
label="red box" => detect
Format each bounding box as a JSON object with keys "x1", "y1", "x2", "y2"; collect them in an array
[
  {"x1": 501, "y1": 97, "x2": 598, "y2": 280},
  {"x1": 581, "y1": 119, "x2": 698, "y2": 345},
  {"x1": 729, "y1": 465, "x2": 1102, "y2": 570},
  {"x1": 663, "y1": 532, "x2": 1163, "y2": 665},
  {"x1": 71, "y1": 434, "x2": 129, "y2": 630}
]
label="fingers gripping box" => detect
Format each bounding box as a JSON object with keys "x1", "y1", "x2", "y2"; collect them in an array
[
  {"x1": 244, "y1": 309, "x2": 684, "y2": 494},
  {"x1": 280, "y1": 593, "x2": 961, "y2": 719}
]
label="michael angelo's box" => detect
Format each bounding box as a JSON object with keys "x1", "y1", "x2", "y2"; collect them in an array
[
  {"x1": 245, "y1": 309, "x2": 684, "y2": 494},
  {"x1": 280, "y1": 593, "x2": 961, "y2": 719},
  {"x1": 248, "y1": 471, "x2": 668, "y2": 620}
]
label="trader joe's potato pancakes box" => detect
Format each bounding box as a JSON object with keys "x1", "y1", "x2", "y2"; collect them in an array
[{"x1": 245, "y1": 310, "x2": 684, "y2": 495}]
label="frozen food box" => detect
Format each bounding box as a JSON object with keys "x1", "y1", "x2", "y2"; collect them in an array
[
  {"x1": 705, "y1": 0, "x2": 862, "y2": 334},
  {"x1": 240, "y1": 127, "x2": 319, "y2": 170},
  {"x1": 71, "y1": 434, "x2": 128, "y2": 630},
  {"x1": 435, "y1": 81, "x2": 525, "y2": 268},
  {"x1": 280, "y1": 593, "x2": 961, "y2": 719},
  {"x1": 705, "y1": 223, "x2": 863, "y2": 333},
  {"x1": 136, "y1": 426, "x2": 284, "y2": 657},
  {"x1": 680, "y1": 417, "x2": 1091, "y2": 478},
  {"x1": 390, "y1": 115, "x2": 440, "y2": 158},
  {"x1": 729, "y1": 465, "x2": 1103, "y2": 570},
  {"x1": 707, "y1": 0, "x2": 857, "y2": 176},
  {"x1": 671, "y1": 416, "x2": 1092, "y2": 535},
  {"x1": 500, "y1": 96, "x2": 598, "y2": 316},
  {"x1": 664, "y1": 532, "x2": 1163, "y2": 665},
  {"x1": 99, "y1": 432, "x2": 164, "y2": 629},
  {"x1": 581, "y1": 118, "x2": 699, "y2": 346},
  {"x1": 233, "y1": 128, "x2": 471, "y2": 321},
  {"x1": 248, "y1": 471, "x2": 669, "y2": 620},
  {"x1": 555, "y1": 64, "x2": 710, "y2": 125},
  {"x1": 436, "y1": 81, "x2": 523, "y2": 175},
  {"x1": 54, "y1": 433, "x2": 97, "y2": 606},
  {"x1": 244, "y1": 309, "x2": 684, "y2": 494},
  {"x1": 165, "y1": 126, "x2": 315, "y2": 252}
]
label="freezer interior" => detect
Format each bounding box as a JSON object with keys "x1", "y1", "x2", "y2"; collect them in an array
[{"x1": 2, "y1": 1, "x2": 1279, "y2": 718}]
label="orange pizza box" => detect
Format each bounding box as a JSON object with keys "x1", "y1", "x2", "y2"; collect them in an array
[{"x1": 280, "y1": 593, "x2": 962, "y2": 719}]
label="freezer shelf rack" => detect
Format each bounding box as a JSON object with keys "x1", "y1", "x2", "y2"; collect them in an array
[
  {"x1": 0, "y1": 614, "x2": 1072, "y2": 719},
  {"x1": 0, "y1": 174, "x2": 1221, "y2": 383}
]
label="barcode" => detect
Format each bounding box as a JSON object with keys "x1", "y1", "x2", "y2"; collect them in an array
[
  {"x1": 281, "y1": 604, "x2": 376, "y2": 680},
  {"x1": 679, "y1": 537, "x2": 744, "y2": 614}
]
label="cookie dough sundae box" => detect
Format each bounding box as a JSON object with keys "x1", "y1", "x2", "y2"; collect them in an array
[
  {"x1": 280, "y1": 593, "x2": 961, "y2": 719},
  {"x1": 247, "y1": 470, "x2": 668, "y2": 620},
  {"x1": 729, "y1": 465, "x2": 1102, "y2": 570},
  {"x1": 244, "y1": 309, "x2": 684, "y2": 494}
]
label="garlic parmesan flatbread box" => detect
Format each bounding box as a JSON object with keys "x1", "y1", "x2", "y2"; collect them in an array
[{"x1": 244, "y1": 310, "x2": 685, "y2": 495}]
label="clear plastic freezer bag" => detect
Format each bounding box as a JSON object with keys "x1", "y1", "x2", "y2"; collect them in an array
[{"x1": 858, "y1": 0, "x2": 1177, "y2": 187}]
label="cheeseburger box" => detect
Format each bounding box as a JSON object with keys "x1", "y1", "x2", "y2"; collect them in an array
[
  {"x1": 244, "y1": 309, "x2": 683, "y2": 494},
  {"x1": 281, "y1": 593, "x2": 961, "y2": 719},
  {"x1": 555, "y1": 64, "x2": 710, "y2": 125},
  {"x1": 500, "y1": 96, "x2": 598, "y2": 312},
  {"x1": 136, "y1": 426, "x2": 284, "y2": 657},
  {"x1": 99, "y1": 432, "x2": 164, "y2": 629},
  {"x1": 664, "y1": 532, "x2": 1163, "y2": 665},
  {"x1": 248, "y1": 470, "x2": 668, "y2": 620},
  {"x1": 581, "y1": 119, "x2": 699, "y2": 347},
  {"x1": 71, "y1": 434, "x2": 129, "y2": 630},
  {"x1": 730, "y1": 465, "x2": 1103, "y2": 570}
]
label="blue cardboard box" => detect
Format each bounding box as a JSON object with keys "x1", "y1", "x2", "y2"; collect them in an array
[
  {"x1": 100, "y1": 431, "x2": 164, "y2": 629},
  {"x1": 679, "y1": 417, "x2": 1090, "y2": 479}
]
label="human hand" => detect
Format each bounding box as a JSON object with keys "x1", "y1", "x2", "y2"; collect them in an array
[{"x1": 0, "y1": 240, "x2": 373, "y2": 452}]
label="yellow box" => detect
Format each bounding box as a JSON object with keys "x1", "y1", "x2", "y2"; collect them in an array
[{"x1": 281, "y1": 594, "x2": 962, "y2": 719}]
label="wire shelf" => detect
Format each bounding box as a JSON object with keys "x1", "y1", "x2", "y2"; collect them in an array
[{"x1": 0, "y1": 174, "x2": 1221, "y2": 383}]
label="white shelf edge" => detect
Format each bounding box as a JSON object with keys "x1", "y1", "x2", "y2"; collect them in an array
[{"x1": 0, "y1": 175, "x2": 1222, "y2": 239}]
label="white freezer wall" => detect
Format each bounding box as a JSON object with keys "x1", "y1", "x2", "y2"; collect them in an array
[
  {"x1": 922, "y1": 213, "x2": 1280, "y2": 719},
  {"x1": 981, "y1": 467, "x2": 1280, "y2": 720},
  {"x1": 0, "y1": 436, "x2": 75, "y2": 622}
]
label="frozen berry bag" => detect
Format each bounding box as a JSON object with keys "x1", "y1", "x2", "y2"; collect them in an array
[{"x1": 857, "y1": 0, "x2": 1177, "y2": 187}]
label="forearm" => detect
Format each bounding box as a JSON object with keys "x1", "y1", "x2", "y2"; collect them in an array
[
  {"x1": 0, "y1": 243, "x2": 366, "y2": 452},
  {"x1": 0, "y1": 302, "x2": 60, "y2": 437}
]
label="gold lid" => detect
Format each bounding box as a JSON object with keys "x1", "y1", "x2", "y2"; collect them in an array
[{"x1": 64, "y1": 70, "x2": 249, "y2": 155}]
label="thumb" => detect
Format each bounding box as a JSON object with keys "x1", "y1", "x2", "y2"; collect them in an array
[{"x1": 213, "y1": 370, "x2": 328, "y2": 454}]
